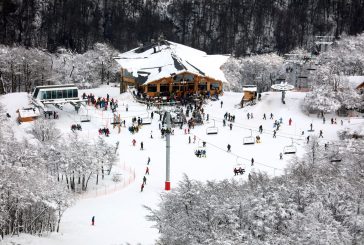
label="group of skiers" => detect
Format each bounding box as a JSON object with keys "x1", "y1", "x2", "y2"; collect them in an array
[
  {"x1": 44, "y1": 110, "x2": 59, "y2": 119},
  {"x1": 83, "y1": 93, "x2": 119, "y2": 112},
  {"x1": 98, "y1": 127, "x2": 110, "y2": 136},
  {"x1": 140, "y1": 157, "x2": 151, "y2": 192}
]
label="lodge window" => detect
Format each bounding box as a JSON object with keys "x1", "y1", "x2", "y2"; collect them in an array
[
  {"x1": 148, "y1": 84, "x2": 157, "y2": 92},
  {"x1": 51, "y1": 91, "x2": 57, "y2": 99},
  {"x1": 198, "y1": 81, "x2": 207, "y2": 90},
  {"x1": 211, "y1": 82, "x2": 219, "y2": 89},
  {"x1": 160, "y1": 84, "x2": 169, "y2": 92}
]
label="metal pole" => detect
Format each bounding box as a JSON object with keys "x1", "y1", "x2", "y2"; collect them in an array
[{"x1": 165, "y1": 111, "x2": 171, "y2": 190}]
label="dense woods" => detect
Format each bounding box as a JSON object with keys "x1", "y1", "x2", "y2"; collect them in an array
[
  {"x1": 1, "y1": 0, "x2": 364, "y2": 55},
  {"x1": 146, "y1": 137, "x2": 364, "y2": 244},
  {"x1": 0, "y1": 101, "x2": 117, "y2": 237}
]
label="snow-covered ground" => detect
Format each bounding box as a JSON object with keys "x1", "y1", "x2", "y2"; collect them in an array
[{"x1": 1, "y1": 86, "x2": 363, "y2": 245}]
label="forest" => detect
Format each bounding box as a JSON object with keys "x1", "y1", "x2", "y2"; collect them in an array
[
  {"x1": 1, "y1": 0, "x2": 364, "y2": 55},
  {"x1": 146, "y1": 136, "x2": 364, "y2": 244}
]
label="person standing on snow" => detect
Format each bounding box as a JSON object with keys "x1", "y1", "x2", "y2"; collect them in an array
[
  {"x1": 145, "y1": 167, "x2": 149, "y2": 175},
  {"x1": 220, "y1": 101, "x2": 223, "y2": 108},
  {"x1": 141, "y1": 183, "x2": 145, "y2": 192},
  {"x1": 143, "y1": 176, "x2": 147, "y2": 185},
  {"x1": 319, "y1": 130, "x2": 323, "y2": 138},
  {"x1": 140, "y1": 141, "x2": 144, "y2": 150},
  {"x1": 289, "y1": 118, "x2": 292, "y2": 126},
  {"x1": 91, "y1": 216, "x2": 95, "y2": 226},
  {"x1": 227, "y1": 144, "x2": 231, "y2": 152},
  {"x1": 251, "y1": 158, "x2": 254, "y2": 166},
  {"x1": 147, "y1": 157, "x2": 150, "y2": 165},
  {"x1": 280, "y1": 153, "x2": 283, "y2": 160},
  {"x1": 263, "y1": 113, "x2": 266, "y2": 120}
]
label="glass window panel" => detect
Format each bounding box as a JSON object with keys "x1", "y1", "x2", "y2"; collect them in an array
[
  {"x1": 57, "y1": 90, "x2": 63, "y2": 99},
  {"x1": 160, "y1": 85, "x2": 169, "y2": 92},
  {"x1": 46, "y1": 91, "x2": 51, "y2": 99},
  {"x1": 73, "y1": 89, "x2": 78, "y2": 97},
  {"x1": 148, "y1": 85, "x2": 157, "y2": 92},
  {"x1": 52, "y1": 91, "x2": 57, "y2": 99}
]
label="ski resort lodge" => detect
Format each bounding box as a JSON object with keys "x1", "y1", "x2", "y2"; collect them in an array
[{"x1": 114, "y1": 40, "x2": 229, "y2": 99}]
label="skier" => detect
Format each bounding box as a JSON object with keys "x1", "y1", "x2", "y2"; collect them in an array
[
  {"x1": 150, "y1": 131, "x2": 153, "y2": 139},
  {"x1": 227, "y1": 144, "x2": 231, "y2": 152},
  {"x1": 270, "y1": 113, "x2": 274, "y2": 119},
  {"x1": 140, "y1": 141, "x2": 144, "y2": 150},
  {"x1": 147, "y1": 157, "x2": 150, "y2": 165},
  {"x1": 145, "y1": 167, "x2": 149, "y2": 175},
  {"x1": 151, "y1": 111, "x2": 154, "y2": 119},
  {"x1": 229, "y1": 123, "x2": 233, "y2": 130},
  {"x1": 189, "y1": 136, "x2": 191, "y2": 144},
  {"x1": 324, "y1": 143, "x2": 328, "y2": 150},
  {"x1": 141, "y1": 183, "x2": 144, "y2": 192},
  {"x1": 323, "y1": 117, "x2": 326, "y2": 124},
  {"x1": 251, "y1": 158, "x2": 254, "y2": 166},
  {"x1": 306, "y1": 136, "x2": 310, "y2": 144},
  {"x1": 91, "y1": 216, "x2": 95, "y2": 226},
  {"x1": 143, "y1": 176, "x2": 147, "y2": 185},
  {"x1": 259, "y1": 125, "x2": 263, "y2": 134},
  {"x1": 247, "y1": 113, "x2": 250, "y2": 120},
  {"x1": 289, "y1": 118, "x2": 292, "y2": 126},
  {"x1": 220, "y1": 101, "x2": 223, "y2": 108},
  {"x1": 263, "y1": 113, "x2": 266, "y2": 120},
  {"x1": 126, "y1": 104, "x2": 128, "y2": 112},
  {"x1": 273, "y1": 130, "x2": 276, "y2": 138},
  {"x1": 250, "y1": 113, "x2": 253, "y2": 119},
  {"x1": 319, "y1": 130, "x2": 323, "y2": 138},
  {"x1": 223, "y1": 119, "x2": 226, "y2": 127},
  {"x1": 280, "y1": 153, "x2": 283, "y2": 160},
  {"x1": 132, "y1": 139, "x2": 136, "y2": 146},
  {"x1": 310, "y1": 123, "x2": 313, "y2": 131}
]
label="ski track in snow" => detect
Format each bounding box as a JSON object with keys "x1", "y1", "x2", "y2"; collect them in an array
[{"x1": 1, "y1": 86, "x2": 363, "y2": 245}]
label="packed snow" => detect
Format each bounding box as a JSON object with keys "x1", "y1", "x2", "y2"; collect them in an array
[{"x1": 1, "y1": 86, "x2": 363, "y2": 245}]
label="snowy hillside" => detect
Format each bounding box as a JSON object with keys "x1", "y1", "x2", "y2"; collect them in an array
[{"x1": 1, "y1": 86, "x2": 363, "y2": 244}]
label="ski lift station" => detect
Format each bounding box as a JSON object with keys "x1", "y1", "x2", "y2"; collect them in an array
[{"x1": 31, "y1": 84, "x2": 85, "y2": 110}]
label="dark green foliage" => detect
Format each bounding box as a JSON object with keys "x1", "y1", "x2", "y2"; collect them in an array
[{"x1": 1, "y1": 0, "x2": 364, "y2": 54}]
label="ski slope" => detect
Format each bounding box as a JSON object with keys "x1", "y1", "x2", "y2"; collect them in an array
[{"x1": 2, "y1": 86, "x2": 362, "y2": 245}]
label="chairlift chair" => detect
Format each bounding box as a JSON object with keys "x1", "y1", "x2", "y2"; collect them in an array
[
  {"x1": 283, "y1": 138, "x2": 297, "y2": 154},
  {"x1": 243, "y1": 129, "x2": 255, "y2": 145},
  {"x1": 80, "y1": 115, "x2": 91, "y2": 122},
  {"x1": 206, "y1": 119, "x2": 218, "y2": 135},
  {"x1": 141, "y1": 117, "x2": 152, "y2": 125}
]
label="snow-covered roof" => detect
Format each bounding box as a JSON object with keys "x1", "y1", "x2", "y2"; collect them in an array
[
  {"x1": 18, "y1": 108, "x2": 40, "y2": 118},
  {"x1": 345, "y1": 76, "x2": 364, "y2": 90},
  {"x1": 243, "y1": 85, "x2": 257, "y2": 92},
  {"x1": 114, "y1": 40, "x2": 229, "y2": 85}
]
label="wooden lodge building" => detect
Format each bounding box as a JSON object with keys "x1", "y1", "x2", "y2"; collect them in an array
[{"x1": 114, "y1": 40, "x2": 229, "y2": 99}]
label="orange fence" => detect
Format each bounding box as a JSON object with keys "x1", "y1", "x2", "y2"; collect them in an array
[{"x1": 81, "y1": 163, "x2": 136, "y2": 199}]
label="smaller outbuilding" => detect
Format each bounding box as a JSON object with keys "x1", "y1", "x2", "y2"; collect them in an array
[
  {"x1": 17, "y1": 107, "x2": 40, "y2": 123},
  {"x1": 242, "y1": 85, "x2": 257, "y2": 101}
]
